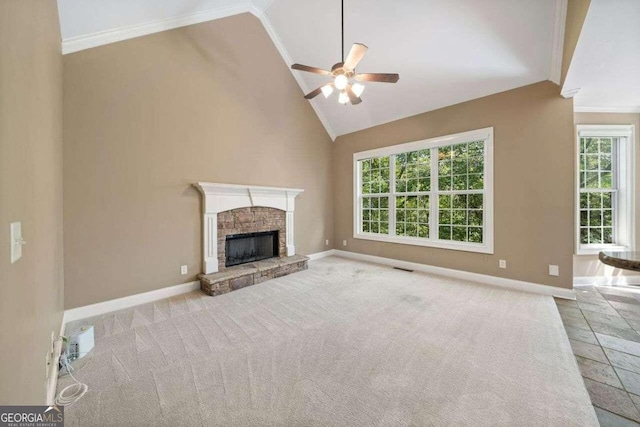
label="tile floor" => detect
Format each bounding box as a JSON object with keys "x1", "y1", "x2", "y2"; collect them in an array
[{"x1": 556, "y1": 285, "x2": 640, "y2": 426}]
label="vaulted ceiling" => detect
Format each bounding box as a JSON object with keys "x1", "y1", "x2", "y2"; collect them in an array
[
  {"x1": 563, "y1": 0, "x2": 640, "y2": 113},
  {"x1": 57, "y1": 0, "x2": 565, "y2": 139}
]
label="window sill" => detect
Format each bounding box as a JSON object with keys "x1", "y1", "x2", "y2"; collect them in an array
[
  {"x1": 576, "y1": 245, "x2": 630, "y2": 256},
  {"x1": 354, "y1": 232, "x2": 494, "y2": 254}
]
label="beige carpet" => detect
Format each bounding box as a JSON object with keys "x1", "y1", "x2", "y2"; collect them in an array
[{"x1": 59, "y1": 256, "x2": 598, "y2": 426}]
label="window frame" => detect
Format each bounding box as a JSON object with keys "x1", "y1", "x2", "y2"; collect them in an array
[
  {"x1": 575, "y1": 124, "x2": 636, "y2": 255},
  {"x1": 353, "y1": 127, "x2": 494, "y2": 254}
]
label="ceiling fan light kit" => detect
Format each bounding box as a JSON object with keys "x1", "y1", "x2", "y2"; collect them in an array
[{"x1": 291, "y1": 0, "x2": 399, "y2": 106}]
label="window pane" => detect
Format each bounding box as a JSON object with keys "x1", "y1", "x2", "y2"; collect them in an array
[
  {"x1": 468, "y1": 194, "x2": 483, "y2": 209},
  {"x1": 468, "y1": 210, "x2": 483, "y2": 226},
  {"x1": 439, "y1": 194, "x2": 451, "y2": 209},
  {"x1": 585, "y1": 138, "x2": 598, "y2": 153},
  {"x1": 452, "y1": 210, "x2": 466, "y2": 225},
  {"x1": 439, "y1": 226, "x2": 451, "y2": 240},
  {"x1": 580, "y1": 190, "x2": 616, "y2": 247},
  {"x1": 438, "y1": 141, "x2": 484, "y2": 193},
  {"x1": 438, "y1": 176, "x2": 452, "y2": 191},
  {"x1": 361, "y1": 196, "x2": 389, "y2": 235},
  {"x1": 580, "y1": 228, "x2": 588, "y2": 244},
  {"x1": 396, "y1": 195, "x2": 429, "y2": 238},
  {"x1": 396, "y1": 149, "x2": 430, "y2": 193},
  {"x1": 360, "y1": 155, "x2": 390, "y2": 195},
  {"x1": 468, "y1": 227, "x2": 483, "y2": 243},
  {"x1": 585, "y1": 172, "x2": 599, "y2": 188},
  {"x1": 439, "y1": 209, "x2": 451, "y2": 224},
  {"x1": 580, "y1": 193, "x2": 588, "y2": 209},
  {"x1": 452, "y1": 226, "x2": 467, "y2": 242}
]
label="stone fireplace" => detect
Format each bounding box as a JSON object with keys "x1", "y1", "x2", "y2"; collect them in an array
[
  {"x1": 218, "y1": 207, "x2": 285, "y2": 269},
  {"x1": 193, "y1": 183, "x2": 309, "y2": 296},
  {"x1": 193, "y1": 182, "x2": 304, "y2": 274}
]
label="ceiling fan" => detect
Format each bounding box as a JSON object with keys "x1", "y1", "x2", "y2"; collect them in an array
[{"x1": 291, "y1": 0, "x2": 399, "y2": 105}]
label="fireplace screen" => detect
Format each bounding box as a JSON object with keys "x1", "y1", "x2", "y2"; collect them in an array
[{"x1": 225, "y1": 230, "x2": 279, "y2": 267}]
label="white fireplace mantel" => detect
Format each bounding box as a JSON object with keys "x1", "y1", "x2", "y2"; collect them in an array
[{"x1": 193, "y1": 182, "x2": 304, "y2": 274}]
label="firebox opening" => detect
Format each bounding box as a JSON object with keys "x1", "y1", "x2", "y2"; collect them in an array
[{"x1": 225, "y1": 230, "x2": 279, "y2": 267}]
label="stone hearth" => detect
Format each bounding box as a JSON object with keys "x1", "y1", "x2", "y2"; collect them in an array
[{"x1": 198, "y1": 255, "x2": 309, "y2": 296}]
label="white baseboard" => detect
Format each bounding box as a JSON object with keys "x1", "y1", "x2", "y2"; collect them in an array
[
  {"x1": 64, "y1": 280, "x2": 200, "y2": 324},
  {"x1": 331, "y1": 250, "x2": 576, "y2": 300},
  {"x1": 307, "y1": 249, "x2": 337, "y2": 261},
  {"x1": 574, "y1": 276, "x2": 640, "y2": 286}
]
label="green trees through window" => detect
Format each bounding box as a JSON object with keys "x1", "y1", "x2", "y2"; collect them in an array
[
  {"x1": 358, "y1": 140, "x2": 486, "y2": 244},
  {"x1": 579, "y1": 137, "x2": 616, "y2": 245}
]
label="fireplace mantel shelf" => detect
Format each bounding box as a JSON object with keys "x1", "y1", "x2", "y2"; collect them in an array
[{"x1": 193, "y1": 182, "x2": 304, "y2": 274}]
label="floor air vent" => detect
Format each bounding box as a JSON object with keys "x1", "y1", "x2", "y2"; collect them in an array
[{"x1": 393, "y1": 267, "x2": 414, "y2": 273}]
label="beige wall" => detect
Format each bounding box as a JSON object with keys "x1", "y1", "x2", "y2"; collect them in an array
[
  {"x1": 573, "y1": 112, "x2": 640, "y2": 279},
  {"x1": 63, "y1": 13, "x2": 334, "y2": 309},
  {"x1": 333, "y1": 82, "x2": 574, "y2": 289},
  {"x1": 0, "y1": 0, "x2": 64, "y2": 403}
]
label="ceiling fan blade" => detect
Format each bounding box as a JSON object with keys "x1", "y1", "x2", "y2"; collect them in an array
[
  {"x1": 291, "y1": 63, "x2": 331, "y2": 75},
  {"x1": 304, "y1": 86, "x2": 324, "y2": 99},
  {"x1": 355, "y1": 73, "x2": 400, "y2": 83},
  {"x1": 346, "y1": 85, "x2": 362, "y2": 105},
  {"x1": 344, "y1": 43, "x2": 368, "y2": 71}
]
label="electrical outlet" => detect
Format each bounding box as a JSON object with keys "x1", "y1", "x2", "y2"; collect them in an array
[
  {"x1": 499, "y1": 260, "x2": 507, "y2": 269},
  {"x1": 325, "y1": 239, "x2": 329, "y2": 246},
  {"x1": 180, "y1": 265, "x2": 188, "y2": 275},
  {"x1": 549, "y1": 265, "x2": 559, "y2": 276},
  {"x1": 343, "y1": 240, "x2": 347, "y2": 246}
]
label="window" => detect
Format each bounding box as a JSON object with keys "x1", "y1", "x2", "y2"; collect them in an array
[
  {"x1": 576, "y1": 125, "x2": 635, "y2": 255},
  {"x1": 354, "y1": 128, "x2": 494, "y2": 253}
]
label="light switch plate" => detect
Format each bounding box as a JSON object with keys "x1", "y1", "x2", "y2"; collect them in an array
[
  {"x1": 499, "y1": 260, "x2": 507, "y2": 269},
  {"x1": 10, "y1": 222, "x2": 22, "y2": 264},
  {"x1": 180, "y1": 265, "x2": 188, "y2": 275},
  {"x1": 549, "y1": 265, "x2": 559, "y2": 276}
]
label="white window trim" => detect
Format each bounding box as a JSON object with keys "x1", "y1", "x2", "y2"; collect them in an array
[
  {"x1": 353, "y1": 127, "x2": 494, "y2": 254},
  {"x1": 575, "y1": 124, "x2": 636, "y2": 255}
]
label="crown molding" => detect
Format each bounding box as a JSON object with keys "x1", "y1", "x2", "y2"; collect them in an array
[
  {"x1": 61, "y1": 3, "x2": 253, "y2": 55},
  {"x1": 60, "y1": 2, "x2": 337, "y2": 141},
  {"x1": 574, "y1": 106, "x2": 640, "y2": 114},
  {"x1": 549, "y1": 0, "x2": 567, "y2": 85},
  {"x1": 250, "y1": 8, "x2": 337, "y2": 141},
  {"x1": 561, "y1": 87, "x2": 580, "y2": 98}
]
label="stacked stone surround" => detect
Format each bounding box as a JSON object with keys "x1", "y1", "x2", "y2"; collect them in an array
[
  {"x1": 199, "y1": 255, "x2": 309, "y2": 296},
  {"x1": 217, "y1": 207, "x2": 286, "y2": 271}
]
